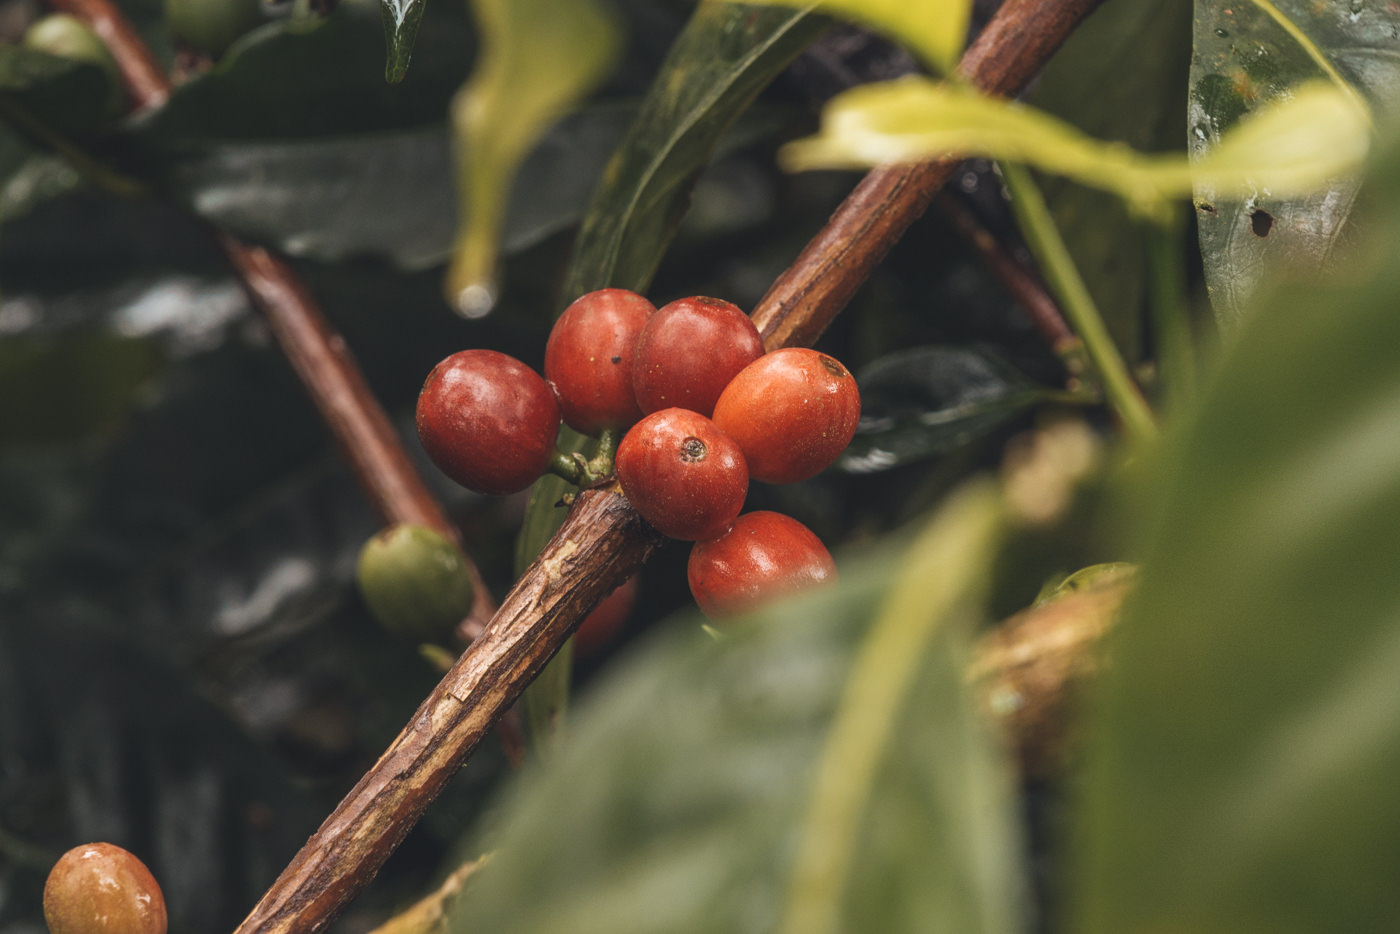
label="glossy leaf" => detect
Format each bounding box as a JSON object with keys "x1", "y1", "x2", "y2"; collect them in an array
[
  {"x1": 559, "y1": 1, "x2": 826, "y2": 299},
  {"x1": 446, "y1": 0, "x2": 621, "y2": 315},
  {"x1": 782, "y1": 77, "x2": 1369, "y2": 216},
  {"x1": 1072, "y1": 141, "x2": 1400, "y2": 932},
  {"x1": 452, "y1": 490, "x2": 1021, "y2": 934},
  {"x1": 752, "y1": 0, "x2": 971, "y2": 72},
  {"x1": 836, "y1": 346, "x2": 1054, "y2": 474},
  {"x1": 1190, "y1": 0, "x2": 1400, "y2": 328},
  {"x1": 155, "y1": 106, "x2": 633, "y2": 269},
  {"x1": 380, "y1": 0, "x2": 429, "y2": 83},
  {"x1": 1028, "y1": 0, "x2": 1191, "y2": 360}
]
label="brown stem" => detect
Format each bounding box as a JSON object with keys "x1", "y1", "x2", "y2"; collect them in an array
[
  {"x1": 934, "y1": 190, "x2": 1089, "y2": 380},
  {"x1": 231, "y1": 485, "x2": 664, "y2": 934},
  {"x1": 751, "y1": 0, "x2": 1108, "y2": 348},
  {"x1": 49, "y1": 0, "x2": 171, "y2": 109}
]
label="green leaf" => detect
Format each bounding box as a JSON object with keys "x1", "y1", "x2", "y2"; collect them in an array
[
  {"x1": 1028, "y1": 0, "x2": 1192, "y2": 361},
  {"x1": 560, "y1": 1, "x2": 827, "y2": 299},
  {"x1": 131, "y1": 0, "x2": 474, "y2": 141},
  {"x1": 782, "y1": 77, "x2": 1368, "y2": 216},
  {"x1": 836, "y1": 346, "x2": 1057, "y2": 474},
  {"x1": 153, "y1": 105, "x2": 633, "y2": 269},
  {"x1": 749, "y1": 0, "x2": 970, "y2": 72},
  {"x1": 1190, "y1": 0, "x2": 1400, "y2": 328},
  {"x1": 380, "y1": 0, "x2": 429, "y2": 84},
  {"x1": 451, "y1": 490, "x2": 1021, "y2": 934},
  {"x1": 1071, "y1": 140, "x2": 1400, "y2": 932},
  {"x1": 446, "y1": 0, "x2": 621, "y2": 315}
]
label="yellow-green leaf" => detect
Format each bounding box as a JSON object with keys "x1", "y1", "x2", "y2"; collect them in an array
[
  {"x1": 446, "y1": 0, "x2": 620, "y2": 316},
  {"x1": 780, "y1": 77, "x2": 1368, "y2": 215},
  {"x1": 748, "y1": 0, "x2": 970, "y2": 72}
]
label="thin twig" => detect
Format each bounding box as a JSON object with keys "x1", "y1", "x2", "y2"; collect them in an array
[{"x1": 934, "y1": 190, "x2": 1090, "y2": 382}]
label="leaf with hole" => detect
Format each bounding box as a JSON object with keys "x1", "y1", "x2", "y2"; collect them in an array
[{"x1": 1190, "y1": 0, "x2": 1400, "y2": 328}]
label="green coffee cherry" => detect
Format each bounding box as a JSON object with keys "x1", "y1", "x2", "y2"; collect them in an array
[
  {"x1": 164, "y1": 0, "x2": 265, "y2": 58},
  {"x1": 23, "y1": 15, "x2": 124, "y2": 116},
  {"x1": 356, "y1": 524, "x2": 475, "y2": 642}
]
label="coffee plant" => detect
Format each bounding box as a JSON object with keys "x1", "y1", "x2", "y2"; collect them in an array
[{"x1": 2, "y1": 0, "x2": 1398, "y2": 933}]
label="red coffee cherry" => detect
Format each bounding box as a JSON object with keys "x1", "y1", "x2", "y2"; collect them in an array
[
  {"x1": 416, "y1": 349, "x2": 560, "y2": 495},
  {"x1": 545, "y1": 288, "x2": 656, "y2": 436},
  {"x1": 616, "y1": 408, "x2": 748, "y2": 541},
  {"x1": 632, "y1": 296, "x2": 764, "y2": 418},
  {"x1": 44, "y1": 843, "x2": 168, "y2": 934},
  {"x1": 712, "y1": 348, "x2": 860, "y2": 484},
  {"x1": 688, "y1": 511, "x2": 837, "y2": 618}
]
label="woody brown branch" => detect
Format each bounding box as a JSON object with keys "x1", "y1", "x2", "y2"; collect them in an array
[{"x1": 45, "y1": 0, "x2": 1109, "y2": 931}]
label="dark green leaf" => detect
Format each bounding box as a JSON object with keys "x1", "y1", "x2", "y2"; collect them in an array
[
  {"x1": 453, "y1": 503, "x2": 1021, "y2": 934},
  {"x1": 1072, "y1": 141, "x2": 1400, "y2": 932},
  {"x1": 1189, "y1": 0, "x2": 1400, "y2": 327},
  {"x1": 152, "y1": 106, "x2": 632, "y2": 269},
  {"x1": 836, "y1": 346, "x2": 1053, "y2": 474},
  {"x1": 132, "y1": 0, "x2": 473, "y2": 141},
  {"x1": 381, "y1": 0, "x2": 429, "y2": 83},
  {"x1": 560, "y1": 1, "x2": 827, "y2": 298},
  {"x1": 1029, "y1": 0, "x2": 1191, "y2": 359}
]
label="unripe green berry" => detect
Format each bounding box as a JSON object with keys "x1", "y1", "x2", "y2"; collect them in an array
[
  {"x1": 164, "y1": 0, "x2": 265, "y2": 57},
  {"x1": 356, "y1": 524, "x2": 476, "y2": 642}
]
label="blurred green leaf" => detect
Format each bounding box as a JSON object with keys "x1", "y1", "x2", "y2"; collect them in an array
[
  {"x1": 836, "y1": 346, "x2": 1055, "y2": 474},
  {"x1": 446, "y1": 0, "x2": 621, "y2": 315},
  {"x1": 782, "y1": 78, "x2": 1369, "y2": 214},
  {"x1": 452, "y1": 491, "x2": 1021, "y2": 934},
  {"x1": 1190, "y1": 0, "x2": 1400, "y2": 328},
  {"x1": 153, "y1": 106, "x2": 633, "y2": 269},
  {"x1": 1072, "y1": 141, "x2": 1400, "y2": 932},
  {"x1": 560, "y1": 1, "x2": 826, "y2": 299},
  {"x1": 380, "y1": 0, "x2": 430, "y2": 83},
  {"x1": 751, "y1": 0, "x2": 970, "y2": 72},
  {"x1": 0, "y1": 334, "x2": 165, "y2": 444},
  {"x1": 1029, "y1": 0, "x2": 1191, "y2": 360}
]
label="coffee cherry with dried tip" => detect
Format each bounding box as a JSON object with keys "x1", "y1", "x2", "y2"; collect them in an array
[
  {"x1": 616, "y1": 408, "x2": 748, "y2": 541},
  {"x1": 712, "y1": 348, "x2": 860, "y2": 484}
]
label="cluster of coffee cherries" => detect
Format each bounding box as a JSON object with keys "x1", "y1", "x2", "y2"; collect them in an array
[{"x1": 416, "y1": 289, "x2": 860, "y2": 617}]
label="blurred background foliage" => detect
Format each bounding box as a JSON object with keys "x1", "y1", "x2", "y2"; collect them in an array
[{"x1": 5, "y1": 0, "x2": 1397, "y2": 931}]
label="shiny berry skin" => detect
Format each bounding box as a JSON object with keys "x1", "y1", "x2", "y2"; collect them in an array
[
  {"x1": 688, "y1": 512, "x2": 837, "y2": 618},
  {"x1": 632, "y1": 296, "x2": 764, "y2": 418},
  {"x1": 616, "y1": 408, "x2": 748, "y2": 541},
  {"x1": 712, "y1": 348, "x2": 860, "y2": 484},
  {"x1": 545, "y1": 288, "x2": 656, "y2": 436},
  {"x1": 44, "y1": 843, "x2": 168, "y2": 934},
  {"x1": 416, "y1": 350, "x2": 560, "y2": 495}
]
